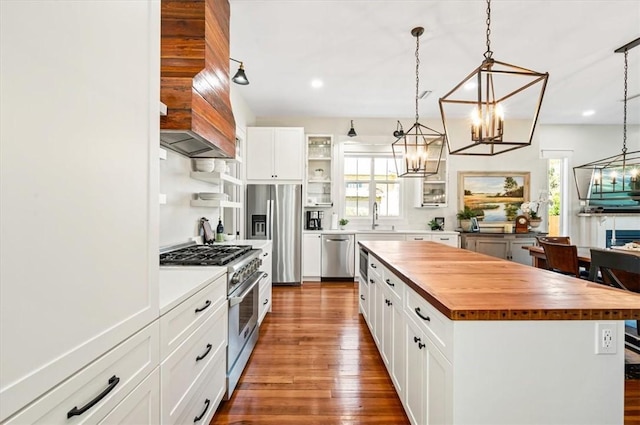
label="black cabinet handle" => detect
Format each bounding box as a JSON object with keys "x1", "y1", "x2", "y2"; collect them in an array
[
  {"x1": 263, "y1": 273, "x2": 268, "y2": 278},
  {"x1": 370, "y1": 263, "x2": 377, "y2": 268},
  {"x1": 194, "y1": 300, "x2": 211, "y2": 313},
  {"x1": 193, "y1": 399, "x2": 211, "y2": 423},
  {"x1": 369, "y1": 279, "x2": 375, "y2": 284},
  {"x1": 418, "y1": 342, "x2": 426, "y2": 349},
  {"x1": 414, "y1": 336, "x2": 421, "y2": 344},
  {"x1": 415, "y1": 307, "x2": 431, "y2": 322},
  {"x1": 385, "y1": 278, "x2": 394, "y2": 287},
  {"x1": 263, "y1": 298, "x2": 269, "y2": 305},
  {"x1": 196, "y1": 343, "x2": 213, "y2": 361},
  {"x1": 360, "y1": 294, "x2": 365, "y2": 301},
  {"x1": 263, "y1": 252, "x2": 269, "y2": 257},
  {"x1": 67, "y1": 375, "x2": 120, "y2": 418}
]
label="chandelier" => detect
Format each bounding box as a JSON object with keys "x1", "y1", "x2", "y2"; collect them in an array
[
  {"x1": 573, "y1": 37, "x2": 640, "y2": 203},
  {"x1": 392, "y1": 27, "x2": 446, "y2": 178},
  {"x1": 439, "y1": 0, "x2": 549, "y2": 156}
]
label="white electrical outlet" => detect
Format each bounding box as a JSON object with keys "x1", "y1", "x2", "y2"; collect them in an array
[{"x1": 595, "y1": 323, "x2": 616, "y2": 354}]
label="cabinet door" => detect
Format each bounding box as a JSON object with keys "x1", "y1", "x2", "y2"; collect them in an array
[
  {"x1": 273, "y1": 128, "x2": 304, "y2": 180},
  {"x1": 359, "y1": 278, "x2": 369, "y2": 322},
  {"x1": 391, "y1": 302, "x2": 405, "y2": 399},
  {"x1": 381, "y1": 293, "x2": 393, "y2": 368},
  {"x1": 473, "y1": 239, "x2": 510, "y2": 260},
  {"x1": 302, "y1": 234, "x2": 322, "y2": 277},
  {"x1": 424, "y1": 337, "x2": 453, "y2": 425},
  {"x1": 509, "y1": 239, "x2": 536, "y2": 265},
  {"x1": 404, "y1": 320, "x2": 425, "y2": 425},
  {"x1": 246, "y1": 127, "x2": 275, "y2": 180},
  {"x1": 0, "y1": 1, "x2": 160, "y2": 420},
  {"x1": 373, "y1": 276, "x2": 385, "y2": 350}
]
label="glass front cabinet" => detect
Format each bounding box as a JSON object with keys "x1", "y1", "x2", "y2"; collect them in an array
[
  {"x1": 415, "y1": 141, "x2": 448, "y2": 207},
  {"x1": 305, "y1": 134, "x2": 333, "y2": 207}
]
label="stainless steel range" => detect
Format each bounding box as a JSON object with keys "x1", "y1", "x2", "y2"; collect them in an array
[{"x1": 160, "y1": 242, "x2": 265, "y2": 399}]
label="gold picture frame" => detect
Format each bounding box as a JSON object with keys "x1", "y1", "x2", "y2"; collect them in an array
[{"x1": 458, "y1": 171, "x2": 530, "y2": 224}]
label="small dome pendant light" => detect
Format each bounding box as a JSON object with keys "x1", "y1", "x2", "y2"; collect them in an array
[
  {"x1": 347, "y1": 120, "x2": 357, "y2": 137},
  {"x1": 230, "y1": 58, "x2": 249, "y2": 85},
  {"x1": 391, "y1": 27, "x2": 446, "y2": 178}
]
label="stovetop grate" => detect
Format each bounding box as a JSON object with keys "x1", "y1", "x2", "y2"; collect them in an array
[{"x1": 160, "y1": 244, "x2": 253, "y2": 266}]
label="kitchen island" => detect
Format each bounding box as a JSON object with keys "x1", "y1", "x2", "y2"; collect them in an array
[{"x1": 358, "y1": 240, "x2": 640, "y2": 425}]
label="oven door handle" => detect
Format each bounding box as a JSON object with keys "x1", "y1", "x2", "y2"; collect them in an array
[{"x1": 228, "y1": 272, "x2": 264, "y2": 307}]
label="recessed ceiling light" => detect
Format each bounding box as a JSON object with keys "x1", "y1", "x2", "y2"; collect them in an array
[
  {"x1": 311, "y1": 79, "x2": 323, "y2": 89},
  {"x1": 582, "y1": 110, "x2": 595, "y2": 117},
  {"x1": 463, "y1": 81, "x2": 476, "y2": 90}
]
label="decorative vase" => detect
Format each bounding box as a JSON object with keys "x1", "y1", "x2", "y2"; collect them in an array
[
  {"x1": 460, "y1": 220, "x2": 472, "y2": 232},
  {"x1": 529, "y1": 218, "x2": 542, "y2": 229}
]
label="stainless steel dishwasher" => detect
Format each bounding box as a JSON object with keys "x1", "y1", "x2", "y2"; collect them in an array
[{"x1": 321, "y1": 234, "x2": 355, "y2": 279}]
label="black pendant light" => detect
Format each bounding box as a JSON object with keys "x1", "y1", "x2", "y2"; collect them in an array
[
  {"x1": 573, "y1": 37, "x2": 640, "y2": 203},
  {"x1": 391, "y1": 27, "x2": 445, "y2": 178},
  {"x1": 439, "y1": 0, "x2": 549, "y2": 156},
  {"x1": 230, "y1": 58, "x2": 249, "y2": 85},
  {"x1": 347, "y1": 120, "x2": 357, "y2": 137}
]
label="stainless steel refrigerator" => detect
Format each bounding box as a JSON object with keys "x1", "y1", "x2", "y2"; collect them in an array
[{"x1": 246, "y1": 184, "x2": 302, "y2": 285}]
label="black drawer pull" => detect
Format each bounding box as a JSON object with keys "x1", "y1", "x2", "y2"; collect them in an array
[
  {"x1": 370, "y1": 263, "x2": 377, "y2": 268},
  {"x1": 193, "y1": 398, "x2": 211, "y2": 423},
  {"x1": 414, "y1": 336, "x2": 421, "y2": 344},
  {"x1": 67, "y1": 375, "x2": 120, "y2": 418},
  {"x1": 263, "y1": 298, "x2": 269, "y2": 305},
  {"x1": 418, "y1": 342, "x2": 426, "y2": 349},
  {"x1": 360, "y1": 294, "x2": 365, "y2": 301},
  {"x1": 415, "y1": 307, "x2": 431, "y2": 322},
  {"x1": 385, "y1": 278, "x2": 394, "y2": 287},
  {"x1": 263, "y1": 252, "x2": 269, "y2": 257},
  {"x1": 194, "y1": 300, "x2": 211, "y2": 313},
  {"x1": 369, "y1": 279, "x2": 375, "y2": 284},
  {"x1": 196, "y1": 343, "x2": 213, "y2": 361}
]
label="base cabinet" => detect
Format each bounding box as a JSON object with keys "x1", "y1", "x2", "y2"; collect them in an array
[
  {"x1": 302, "y1": 233, "x2": 322, "y2": 279},
  {"x1": 258, "y1": 243, "x2": 273, "y2": 324},
  {"x1": 461, "y1": 234, "x2": 537, "y2": 265}
]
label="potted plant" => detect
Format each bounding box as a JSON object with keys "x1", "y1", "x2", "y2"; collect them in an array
[
  {"x1": 428, "y1": 218, "x2": 442, "y2": 231},
  {"x1": 520, "y1": 201, "x2": 543, "y2": 229},
  {"x1": 338, "y1": 218, "x2": 349, "y2": 230},
  {"x1": 456, "y1": 207, "x2": 477, "y2": 232}
]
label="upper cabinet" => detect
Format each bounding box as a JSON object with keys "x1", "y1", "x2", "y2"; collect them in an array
[
  {"x1": 414, "y1": 139, "x2": 448, "y2": 208},
  {"x1": 246, "y1": 127, "x2": 304, "y2": 181},
  {"x1": 160, "y1": 0, "x2": 237, "y2": 158},
  {"x1": 305, "y1": 134, "x2": 333, "y2": 207}
]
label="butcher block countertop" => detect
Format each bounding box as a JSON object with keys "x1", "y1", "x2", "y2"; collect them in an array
[{"x1": 359, "y1": 240, "x2": 640, "y2": 321}]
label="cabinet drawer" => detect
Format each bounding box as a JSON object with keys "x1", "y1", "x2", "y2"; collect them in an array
[
  {"x1": 405, "y1": 287, "x2": 453, "y2": 359},
  {"x1": 432, "y1": 234, "x2": 458, "y2": 248},
  {"x1": 160, "y1": 301, "x2": 227, "y2": 425},
  {"x1": 381, "y1": 267, "x2": 404, "y2": 302},
  {"x1": 160, "y1": 274, "x2": 226, "y2": 359},
  {"x1": 258, "y1": 275, "x2": 272, "y2": 324},
  {"x1": 5, "y1": 322, "x2": 159, "y2": 425},
  {"x1": 98, "y1": 368, "x2": 159, "y2": 424},
  {"x1": 368, "y1": 255, "x2": 383, "y2": 276},
  {"x1": 173, "y1": 351, "x2": 226, "y2": 425},
  {"x1": 405, "y1": 234, "x2": 431, "y2": 241}
]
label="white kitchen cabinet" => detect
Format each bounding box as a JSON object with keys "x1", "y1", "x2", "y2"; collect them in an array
[
  {"x1": 359, "y1": 273, "x2": 370, "y2": 322},
  {"x1": 246, "y1": 127, "x2": 304, "y2": 181},
  {"x1": 302, "y1": 233, "x2": 322, "y2": 279},
  {"x1": 461, "y1": 233, "x2": 536, "y2": 265},
  {"x1": 305, "y1": 134, "x2": 333, "y2": 207},
  {"x1": 0, "y1": 1, "x2": 160, "y2": 421},
  {"x1": 159, "y1": 273, "x2": 227, "y2": 425},
  {"x1": 414, "y1": 139, "x2": 449, "y2": 208},
  {"x1": 258, "y1": 242, "x2": 273, "y2": 324}
]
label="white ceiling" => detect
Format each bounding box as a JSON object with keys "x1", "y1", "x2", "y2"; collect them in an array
[{"x1": 229, "y1": 0, "x2": 640, "y2": 125}]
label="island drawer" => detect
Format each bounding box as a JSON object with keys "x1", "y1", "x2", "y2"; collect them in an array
[
  {"x1": 381, "y1": 267, "x2": 403, "y2": 302},
  {"x1": 405, "y1": 286, "x2": 453, "y2": 359}
]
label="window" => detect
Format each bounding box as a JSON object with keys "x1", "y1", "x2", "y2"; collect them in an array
[{"x1": 344, "y1": 155, "x2": 400, "y2": 218}]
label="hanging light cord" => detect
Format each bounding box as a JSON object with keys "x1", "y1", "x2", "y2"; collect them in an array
[
  {"x1": 622, "y1": 49, "x2": 628, "y2": 154},
  {"x1": 483, "y1": 0, "x2": 493, "y2": 59},
  {"x1": 415, "y1": 30, "x2": 420, "y2": 123}
]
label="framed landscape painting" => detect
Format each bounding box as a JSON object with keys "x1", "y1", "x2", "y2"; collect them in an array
[{"x1": 458, "y1": 172, "x2": 530, "y2": 223}]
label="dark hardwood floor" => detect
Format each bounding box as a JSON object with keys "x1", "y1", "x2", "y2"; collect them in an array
[{"x1": 211, "y1": 282, "x2": 640, "y2": 425}]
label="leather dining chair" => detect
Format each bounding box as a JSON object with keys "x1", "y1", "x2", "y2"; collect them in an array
[
  {"x1": 588, "y1": 248, "x2": 640, "y2": 329},
  {"x1": 536, "y1": 236, "x2": 571, "y2": 245},
  {"x1": 539, "y1": 241, "x2": 586, "y2": 278}
]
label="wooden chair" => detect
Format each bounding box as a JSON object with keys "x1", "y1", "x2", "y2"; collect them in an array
[
  {"x1": 588, "y1": 248, "x2": 640, "y2": 329},
  {"x1": 537, "y1": 236, "x2": 571, "y2": 245},
  {"x1": 539, "y1": 241, "x2": 584, "y2": 278}
]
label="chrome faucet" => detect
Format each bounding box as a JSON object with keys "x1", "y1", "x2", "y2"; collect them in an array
[{"x1": 372, "y1": 201, "x2": 379, "y2": 230}]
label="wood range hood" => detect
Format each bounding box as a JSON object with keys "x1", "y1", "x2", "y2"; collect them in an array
[{"x1": 160, "y1": 0, "x2": 236, "y2": 158}]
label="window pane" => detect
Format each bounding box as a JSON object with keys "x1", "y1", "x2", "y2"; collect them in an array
[
  {"x1": 345, "y1": 157, "x2": 371, "y2": 181},
  {"x1": 345, "y1": 182, "x2": 370, "y2": 217},
  {"x1": 375, "y1": 183, "x2": 400, "y2": 216},
  {"x1": 374, "y1": 158, "x2": 397, "y2": 181}
]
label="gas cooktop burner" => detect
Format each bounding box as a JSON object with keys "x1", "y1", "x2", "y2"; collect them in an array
[{"x1": 160, "y1": 244, "x2": 253, "y2": 266}]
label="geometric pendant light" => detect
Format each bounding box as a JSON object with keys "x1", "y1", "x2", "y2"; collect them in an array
[
  {"x1": 573, "y1": 37, "x2": 640, "y2": 203},
  {"x1": 439, "y1": 0, "x2": 549, "y2": 156},
  {"x1": 392, "y1": 27, "x2": 446, "y2": 178}
]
